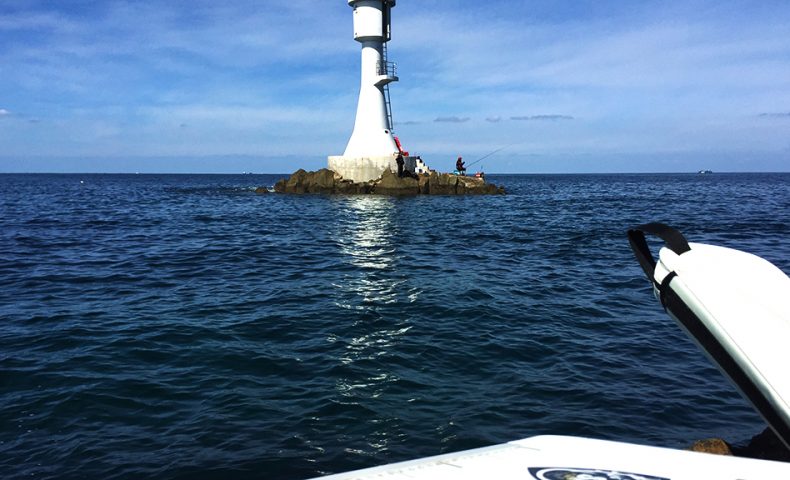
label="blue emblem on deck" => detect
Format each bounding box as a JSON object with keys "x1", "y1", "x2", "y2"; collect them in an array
[{"x1": 529, "y1": 467, "x2": 669, "y2": 480}]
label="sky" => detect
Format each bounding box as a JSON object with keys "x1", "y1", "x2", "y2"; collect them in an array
[{"x1": 1, "y1": 0, "x2": 789, "y2": 173}]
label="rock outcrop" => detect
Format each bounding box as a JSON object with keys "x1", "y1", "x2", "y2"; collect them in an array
[
  {"x1": 271, "y1": 168, "x2": 504, "y2": 195},
  {"x1": 375, "y1": 169, "x2": 420, "y2": 195},
  {"x1": 730, "y1": 427, "x2": 790, "y2": 461},
  {"x1": 688, "y1": 428, "x2": 790, "y2": 462},
  {"x1": 688, "y1": 438, "x2": 733, "y2": 456},
  {"x1": 274, "y1": 168, "x2": 339, "y2": 194}
]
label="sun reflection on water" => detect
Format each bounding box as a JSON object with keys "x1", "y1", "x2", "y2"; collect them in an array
[
  {"x1": 331, "y1": 196, "x2": 401, "y2": 308},
  {"x1": 326, "y1": 196, "x2": 416, "y2": 454},
  {"x1": 336, "y1": 196, "x2": 397, "y2": 271}
]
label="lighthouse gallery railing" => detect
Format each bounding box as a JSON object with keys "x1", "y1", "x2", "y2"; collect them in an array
[{"x1": 376, "y1": 60, "x2": 397, "y2": 77}]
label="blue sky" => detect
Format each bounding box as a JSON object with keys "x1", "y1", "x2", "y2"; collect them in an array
[{"x1": 1, "y1": 0, "x2": 789, "y2": 173}]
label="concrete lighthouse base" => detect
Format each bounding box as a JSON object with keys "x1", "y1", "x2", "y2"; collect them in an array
[
  {"x1": 327, "y1": 155, "x2": 397, "y2": 183},
  {"x1": 328, "y1": 155, "x2": 433, "y2": 183}
]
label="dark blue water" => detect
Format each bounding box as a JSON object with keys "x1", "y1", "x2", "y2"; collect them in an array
[{"x1": 2, "y1": 172, "x2": 789, "y2": 479}]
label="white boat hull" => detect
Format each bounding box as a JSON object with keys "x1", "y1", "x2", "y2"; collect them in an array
[
  {"x1": 629, "y1": 223, "x2": 790, "y2": 449},
  {"x1": 314, "y1": 435, "x2": 790, "y2": 479}
]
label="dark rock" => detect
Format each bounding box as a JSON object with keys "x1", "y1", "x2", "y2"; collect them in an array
[
  {"x1": 334, "y1": 180, "x2": 355, "y2": 194},
  {"x1": 457, "y1": 176, "x2": 503, "y2": 195},
  {"x1": 254, "y1": 187, "x2": 270, "y2": 194},
  {"x1": 335, "y1": 179, "x2": 373, "y2": 194},
  {"x1": 374, "y1": 169, "x2": 419, "y2": 195},
  {"x1": 284, "y1": 168, "x2": 309, "y2": 193},
  {"x1": 732, "y1": 427, "x2": 790, "y2": 462},
  {"x1": 428, "y1": 171, "x2": 458, "y2": 195},
  {"x1": 276, "y1": 168, "x2": 340, "y2": 194},
  {"x1": 417, "y1": 174, "x2": 430, "y2": 194},
  {"x1": 309, "y1": 168, "x2": 338, "y2": 193},
  {"x1": 266, "y1": 167, "x2": 504, "y2": 196},
  {"x1": 689, "y1": 438, "x2": 733, "y2": 456}
]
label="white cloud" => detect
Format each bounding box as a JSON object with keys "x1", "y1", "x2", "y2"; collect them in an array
[
  {"x1": 3, "y1": 0, "x2": 790, "y2": 171},
  {"x1": 0, "y1": 11, "x2": 78, "y2": 32},
  {"x1": 435, "y1": 116, "x2": 470, "y2": 123},
  {"x1": 511, "y1": 115, "x2": 574, "y2": 121}
]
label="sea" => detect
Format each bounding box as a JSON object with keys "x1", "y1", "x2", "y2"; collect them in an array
[{"x1": 1, "y1": 172, "x2": 789, "y2": 479}]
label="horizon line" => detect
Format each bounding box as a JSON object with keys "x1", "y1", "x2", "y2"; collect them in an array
[{"x1": 2, "y1": 171, "x2": 788, "y2": 176}]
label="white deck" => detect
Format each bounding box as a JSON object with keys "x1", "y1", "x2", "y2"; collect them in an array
[{"x1": 312, "y1": 435, "x2": 790, "y2": 479}]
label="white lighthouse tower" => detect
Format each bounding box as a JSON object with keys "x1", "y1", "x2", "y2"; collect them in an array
[{"x1": 328, "y1": 0, "x2": 428, "y2": 182}]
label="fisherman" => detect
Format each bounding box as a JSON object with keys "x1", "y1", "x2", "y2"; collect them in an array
[
  {"x1": 396, "y1": 153, "x2": 405, "y2": 178},
  {"x1": 455, "y1": 156, "x2": 466, "y2": 175}
]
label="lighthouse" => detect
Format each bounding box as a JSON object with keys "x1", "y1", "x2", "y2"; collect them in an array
[{"x1": 328, "y1": 0, "x2": 429, "y2": 182}]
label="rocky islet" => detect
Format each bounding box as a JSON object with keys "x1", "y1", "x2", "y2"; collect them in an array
[{"x1": 260, "y1": 168, "x2": 505, "y2": 195}]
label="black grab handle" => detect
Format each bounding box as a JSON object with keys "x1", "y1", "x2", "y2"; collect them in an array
[{"x1": 627, "y1": 223, "x2": 691, "y2": 284}]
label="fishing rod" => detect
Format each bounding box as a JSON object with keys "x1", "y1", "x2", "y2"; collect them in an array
[{"x1": 465, "y1": 144, "x2": 513, "y2": 168}]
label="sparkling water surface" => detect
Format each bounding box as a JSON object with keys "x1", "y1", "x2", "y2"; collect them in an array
[{"x1": 2, "y1": 172, "x2": 789, "y2": 479}]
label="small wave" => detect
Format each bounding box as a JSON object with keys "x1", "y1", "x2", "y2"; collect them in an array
[{"x1": 2, "y1": 172, "x2": 786, "y2": 479}]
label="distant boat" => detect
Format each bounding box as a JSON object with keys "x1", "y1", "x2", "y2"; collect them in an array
[{"x1": 698, "y1": 169, "x2": 713, "y2": 174}]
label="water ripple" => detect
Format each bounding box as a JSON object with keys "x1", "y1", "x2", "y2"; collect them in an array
[{"x1": 1, "y1": 173, "x2": 789, "y2": 479}]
